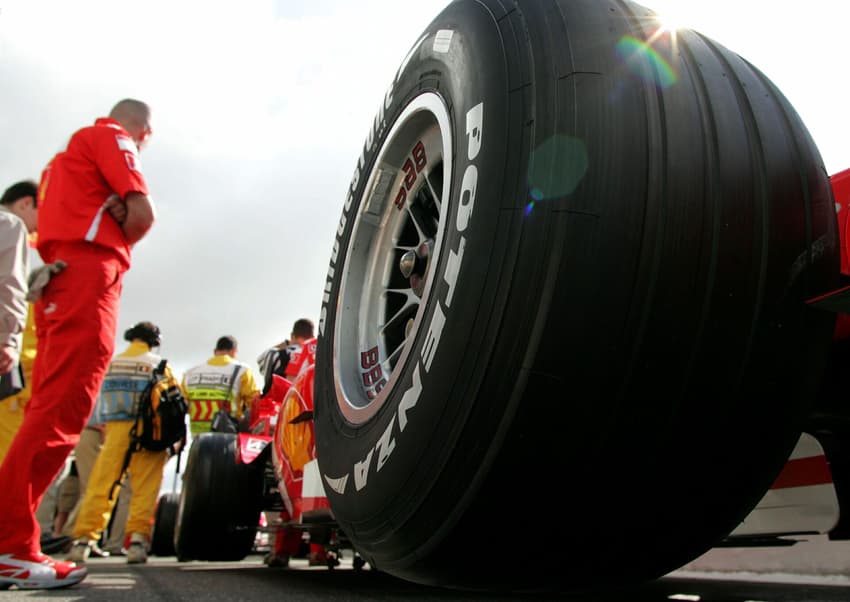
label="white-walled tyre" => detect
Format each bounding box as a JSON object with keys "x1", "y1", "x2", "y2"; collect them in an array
[{"x1": 314, "y1": 0, "x2": 838, "y2": 591}]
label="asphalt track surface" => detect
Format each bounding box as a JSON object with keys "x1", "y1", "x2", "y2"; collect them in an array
[{"x1": 2, "y1": 554, "x2": 850, "y2": 601}]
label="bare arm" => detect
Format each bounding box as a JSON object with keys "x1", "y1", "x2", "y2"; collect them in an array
[{"x1": 123, "y1": 192, "x2": 156, "y2": 245}]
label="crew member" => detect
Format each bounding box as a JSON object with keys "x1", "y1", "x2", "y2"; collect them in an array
[
  {"x1": 183, "y1": 335, "x2": 259, "y2": 434},
  {"x1": 0, "y1": 180, "x2": 39, "y2": 463},
  {"x1": 69, "y1": 322, "x2": 176, "y2": 565},
  {"x1": 0, "y1": 99, "x2": 156, "y2": 590},
  {"x1": 262, "y1": 319, "x2": 332, "y2": 568}
]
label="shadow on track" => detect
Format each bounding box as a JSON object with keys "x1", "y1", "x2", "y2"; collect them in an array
[{"x1": 2, "y1": 556, "x2": 848, "y2": 602}]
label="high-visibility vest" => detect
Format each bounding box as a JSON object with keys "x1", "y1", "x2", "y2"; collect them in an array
[{"x1": 183, "y1": 361, "x2": 246, "y2": 423}]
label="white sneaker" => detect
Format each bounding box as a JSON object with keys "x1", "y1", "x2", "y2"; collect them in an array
[
  {"x1": 0, "y1": 552, "x2": 87, "y2": 589},
  {"x1": 87, "y1": 541, "x2": 110, "y2": 558}
]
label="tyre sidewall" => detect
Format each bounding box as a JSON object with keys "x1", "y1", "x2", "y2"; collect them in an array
[{"x1": 316, "y1": 3, "x2": 513, "y2": 532}]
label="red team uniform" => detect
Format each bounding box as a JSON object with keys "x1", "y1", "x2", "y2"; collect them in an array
[{"x1": 0, "y1": 118, "x2": 149, "y2": 560}]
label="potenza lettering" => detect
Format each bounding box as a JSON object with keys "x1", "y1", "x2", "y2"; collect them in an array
[{"x1": 323, "y1": 101, "x2": 484, "y2": 495}]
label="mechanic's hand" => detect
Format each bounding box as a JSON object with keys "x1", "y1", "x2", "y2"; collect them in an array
[
  {"x1": 104, "y1": 195, "x2": 127, "y2": 224},
  {"x1": 26, "y1": 260, "x2": 67, "y2": 303},
  {"x1": 237, "y1": 411, "x2": 252, "y2": 433},
  {"x1": 0, "y1": 345, "x2": 19, "y2": 374}
]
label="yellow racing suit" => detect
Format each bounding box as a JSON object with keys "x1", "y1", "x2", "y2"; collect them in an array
[
  {"x1": 0, "y1": 307, "x2": 36, "y2": 465},
  {"x1": 72, "y1": 341, "x2": 180, "y2": 544}
]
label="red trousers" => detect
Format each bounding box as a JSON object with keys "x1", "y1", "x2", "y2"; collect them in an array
[{"x1": 0, "y1": 242, "x2": 124, "y2": 555}]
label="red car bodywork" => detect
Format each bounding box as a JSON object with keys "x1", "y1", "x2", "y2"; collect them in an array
[
  {"x1": 233, "y1": 338, "x2": 329, "y2": 528},
  {"x1": 831, "y1": 168, "x2": 850, "y2": 340}
]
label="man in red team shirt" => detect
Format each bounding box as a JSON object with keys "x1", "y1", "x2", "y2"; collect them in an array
[{"x1": 0, "y1": 99, "x2": 156, "y2": 590}]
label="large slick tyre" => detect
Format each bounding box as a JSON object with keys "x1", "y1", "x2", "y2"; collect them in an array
[
  {"x1": 174, "y1": 433, "x2": 262, "y2": 561},
  {"x1": 150, "y1": 493, "x2": 179, "y2": 557},
  {"x1": 314, "y1": 0, "x2": 838, "y2": 592}
]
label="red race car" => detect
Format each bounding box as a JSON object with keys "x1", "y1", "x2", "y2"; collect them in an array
[{"x1": 171, "y1": 338, "x2": 361, "y2": 567}]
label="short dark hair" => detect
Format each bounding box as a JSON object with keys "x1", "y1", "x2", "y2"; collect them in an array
[
  {"x1": 291, "y1": 319, "x2": 314, "y2": 339},
  {"x1": 215, "y1": 335, "x2": 237, "y2": 351},
  {"x1": 124, "y1": 321, "x2": 161, "y2": 348},
  {"x1": 1, "y1": 180, "x2": 38, "y2": 208}
]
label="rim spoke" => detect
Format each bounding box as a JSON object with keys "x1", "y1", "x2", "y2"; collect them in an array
[
  {"x1": 385, "y1": 341, "x2": 405, "y2": 368},
  {"x1": 379, "y1": 289, "x2": 420, "y2": 335},
  {"x1": 394, "y1": 242, "x2": 417, "y2": 254},
  {"x1": 424, "y1": 171, "x2": 442, "y2": 213},
  {"x1": 405, "y1": 202, "x2": 429, "y2": 247}
]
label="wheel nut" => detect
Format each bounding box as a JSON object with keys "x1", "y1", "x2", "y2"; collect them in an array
[{"x1": 399, "y1": 250, "x2": 417, "y2": 279}]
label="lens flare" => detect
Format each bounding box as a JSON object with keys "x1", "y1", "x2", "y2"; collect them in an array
[
  {"x1": 656, "y1": 11, "x2": 686, "y2": 33},
  {"x1": 615, "y1": 35, "x2": 678, "y2": 89},
  {"x1": 651, "y1": 1, "x2": 696, "y2": 34},
  {"x1": 526, "y1": 135, "x2": 589, "y2": 204}
]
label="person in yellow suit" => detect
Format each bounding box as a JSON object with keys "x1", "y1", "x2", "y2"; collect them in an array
[
  {"x1": 0, "y1": 309, "x2": 36, "y2": 464},
  {"x1": 183, "y1": 335, "x2": 260, "y2": 434},
  {"x1": 68, "y1": 322, "x2": 179, "y2": 565}
]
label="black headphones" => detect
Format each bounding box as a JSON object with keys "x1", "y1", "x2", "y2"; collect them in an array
[{"x1": 124, "y1": 321, "x2": 162, "y2": 348}]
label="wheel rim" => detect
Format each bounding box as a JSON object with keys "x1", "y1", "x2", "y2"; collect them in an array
[{"x1": 334, "y1": 92, "x2": 453, "y2": 424}]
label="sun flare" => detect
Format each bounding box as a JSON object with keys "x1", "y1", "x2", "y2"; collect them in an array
[{"x1": 653, "y1": 2, "x2": 694, "y2": 33}]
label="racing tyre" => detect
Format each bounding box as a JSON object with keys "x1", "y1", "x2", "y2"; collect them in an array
[
  {"x1": 314, "y1": 0, "x2": 838, "y2": 592},
  {"x1": 174, "y1": 433, "x2": 263, "y2": 561},
  {"x1": 150, "y1": 492, "x2": 179, "y2": 557}
]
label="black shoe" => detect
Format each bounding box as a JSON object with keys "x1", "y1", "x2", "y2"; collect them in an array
[
  {"x1": 40, "y1": 535, "x2": 72, "y2": 555},
  {"x1": 264, "y1": 552, "x2": 289, "y2": 568}
]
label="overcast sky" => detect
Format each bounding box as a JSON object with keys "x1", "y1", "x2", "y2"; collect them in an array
[{"x1": 1, "y1": 0, "x2": 848, "y2": 378}]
